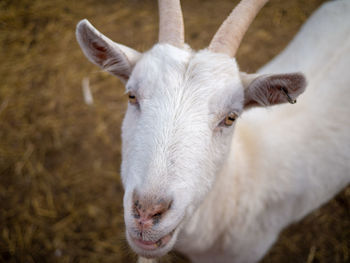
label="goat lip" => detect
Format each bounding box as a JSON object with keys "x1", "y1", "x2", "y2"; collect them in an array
[
  {"x1": 132, "y1": 238, "x2": 158, "y2": 251},
  {"x1": 132, "y1": 230, "x2": 174, "y2": 251}
]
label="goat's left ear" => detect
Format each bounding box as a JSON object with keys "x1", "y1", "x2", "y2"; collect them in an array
[
  {"x1": 76, "y1": 19, "x2": 141, "y2": 82},
  {"x1": 241, "y1": 72, "x2": 307, "y2": 108}
]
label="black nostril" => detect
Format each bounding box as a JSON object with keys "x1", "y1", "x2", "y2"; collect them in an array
[
  {"x1": 152, "y1": 212, "x2": 162, "y2": 218},
  {"x1": 152, "y1": 212, "x2": 162, "y2": 224}
]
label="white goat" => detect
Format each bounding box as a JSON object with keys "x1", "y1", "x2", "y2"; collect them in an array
[{"x1": 76, "y1": 0, "x2": 350, "y2": 262}]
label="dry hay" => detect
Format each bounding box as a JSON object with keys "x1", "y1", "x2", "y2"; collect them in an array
[{"x1": 0, "y1": 0, "x2": 348, "y2": 262}]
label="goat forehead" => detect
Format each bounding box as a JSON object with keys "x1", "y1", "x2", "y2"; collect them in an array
[
  {"x1": 129, "y1": 45, "x2": 240, "y2": 101},
  {"x1": 127, "y1": 44, "x2": 190, "y2": 98}
]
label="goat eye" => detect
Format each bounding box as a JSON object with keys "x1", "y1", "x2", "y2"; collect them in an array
[
  {"x1": 128, "y1": 92, "x2": 137, "y2": 105},
  {"x1": 223, "y1": 112, "x2": 238, "y2": 127}
]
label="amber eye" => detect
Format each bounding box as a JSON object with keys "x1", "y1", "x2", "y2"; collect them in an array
[
  {"x1": 128, "y1": 92, "x2": 137, "y2": 104},
  {"x1": 223, "y1": 112, "x2": 238, "y2": 126}
]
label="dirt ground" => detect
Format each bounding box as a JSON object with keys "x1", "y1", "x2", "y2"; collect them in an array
[{"x1": 0, "y1": 0, "x2": 349, "y2": 262}]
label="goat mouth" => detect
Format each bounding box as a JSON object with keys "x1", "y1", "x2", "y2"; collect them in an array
[{"x1": 131, "y1": 229, "x2": 175, "y2": 251}]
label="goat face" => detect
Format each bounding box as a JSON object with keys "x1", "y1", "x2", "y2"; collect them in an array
[
  {"x1": 120, "y1": 44, "x2": 244, "y2": 257},
  {"x1": 76, "y1": 10, "x2": 306, "y2": 257}
]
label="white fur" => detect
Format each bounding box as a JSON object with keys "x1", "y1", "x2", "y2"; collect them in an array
[
  {"x1": 76, "y1": 1, "x2": 350, "y2": 262},
  {"x1": 175, "y1": 1, "x2": 350, "y2": 262}
]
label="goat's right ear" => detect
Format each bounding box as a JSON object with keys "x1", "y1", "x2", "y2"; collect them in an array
[{"x1": 76, "y1": 19, "x2": 141, "y2": 82}]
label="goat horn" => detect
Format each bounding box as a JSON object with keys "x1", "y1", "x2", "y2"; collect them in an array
[
  {"x1": 158, "y1": 0, "x2": 185, "y2": 47},
  {"x1": 209, "y1": 0, "x2": 269, "y2": 57}
]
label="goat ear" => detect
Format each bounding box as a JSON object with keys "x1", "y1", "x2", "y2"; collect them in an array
[
  {"x1": 76, "y1": 19, "x2": 141, "y2": 82},
  {"x1": 241, "y1": 72, "x2": 307, "y2": 108}
]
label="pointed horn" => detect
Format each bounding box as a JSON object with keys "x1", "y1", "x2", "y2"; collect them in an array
[
  {"x1": 209, "y1": 0, "x2": 269, "y2": 57},
  {"x1": 158, "y1": 0, "x2": 185, "y2": 47}
]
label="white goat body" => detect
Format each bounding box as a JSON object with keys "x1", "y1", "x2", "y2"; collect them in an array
[
  {"x1": 177, "y1": 1, "x2": 350, "y2": 262},
  {"x1": 76, "y1": 1, "x2": 350, "y2": 262}
]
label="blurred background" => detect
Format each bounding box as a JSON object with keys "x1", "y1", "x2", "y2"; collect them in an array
[{"x1": 0, "y1": 0, "x2": 349, "y2": 262}]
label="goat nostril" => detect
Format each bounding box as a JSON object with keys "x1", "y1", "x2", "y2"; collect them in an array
[
  {"x1": 152, "y1": 212, "x2": 162, "y2": 225},
  {"x1": 152, "y1": 212, "x2": 162, "y2": 218},
  {"x1": 131, "y1": 194, "x2": 173, "y2": 224}
]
